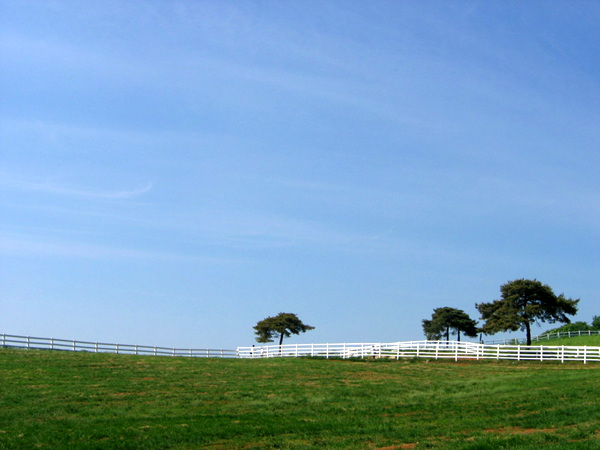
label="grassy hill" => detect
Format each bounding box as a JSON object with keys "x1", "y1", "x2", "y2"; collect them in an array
[
  {"x1": 1, "y1": 347, "x2": 599, "y2": 449},
  {"x1": 533, "y1": 335, "x2": 600, "y2": 347}
]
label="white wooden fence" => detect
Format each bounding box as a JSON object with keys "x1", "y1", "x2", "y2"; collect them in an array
[
  {"x1": 237, "y1": 340, "x2": 600, "y2": 364},
  {"x1": 0, "y1": 334, "x2": 237, "y2": 358},
  {"x1": 484, "y1": 330, "x2": 600, "y2": 345},
  {"x1": 2, "y1": 333, "x2": 599, "y2": 363}
]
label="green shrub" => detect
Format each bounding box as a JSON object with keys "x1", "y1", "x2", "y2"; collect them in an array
[{"x1": 544, "y1": 321, "x2": 593, "y2": 334}]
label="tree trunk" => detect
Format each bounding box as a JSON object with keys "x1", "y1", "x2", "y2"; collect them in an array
[
  {"x1": 457, "y1": 329, "x2": 461, "y2": 342},
  {"x1": 446, "y1": 327, "x2": 450, "y2": 341},
  {"x1": 525, "y1": 322, "x2": 531, "y2": 345}
]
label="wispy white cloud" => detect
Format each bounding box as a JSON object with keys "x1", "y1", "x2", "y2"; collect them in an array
[
  {"x1": 0, "y1": 232, "x2": 243, "y2": 265},
  {"x1": 0, "y1": 172, "x2": 152, "y2": 199},
  {"x1": 0, "y1": 32, "x2": 151, "y2": 84}
]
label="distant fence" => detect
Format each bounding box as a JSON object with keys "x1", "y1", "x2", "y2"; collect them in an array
[
  {"x1": 237, "y1": 340, "x2": 600, "y2": 364},
  {"x1": 484, "y1": 330, "x2": 600, "y2": 345},
  {"x1": 0, "y1": 334, "x2": 237, "y2": 358},
  {"x1": 3, "y1": 334, "x2": 599, "y2": 363}
]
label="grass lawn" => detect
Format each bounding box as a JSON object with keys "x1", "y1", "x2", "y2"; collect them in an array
[
  {"x1": 534, "y1": 335, "x2": 600, "y2": 347},
  {"x1": 1, "y1": 347, "x2": 599, "y2": 449}
]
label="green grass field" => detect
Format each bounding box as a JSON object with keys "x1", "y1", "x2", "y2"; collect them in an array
[
  {"x1": 1, "y1": 347, "x2": 599, "y2": 449},
  {"x1": 534, "y1": 335, "x2": 600, "y2": 347}
]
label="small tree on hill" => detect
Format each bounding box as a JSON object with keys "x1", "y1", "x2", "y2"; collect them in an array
[
  {"x1": 422, "y1": 307, "x2": 478, "y2": 342},
  {"x1": 253, "y1": 312, "x2": 315, "y2": 346},
  {"x1": 476, "y1": 279, "x2": 579, "y2": 345}
]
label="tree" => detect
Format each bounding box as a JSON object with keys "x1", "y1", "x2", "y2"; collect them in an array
[
  {"x1": 253, "y1": 312, "x2": 315, "y2": 346},
  {"x1": 422, "y1": 307, "x2": 478, "y2": 342},
  {"x1": 476, "y1": 279, "x2": 579, "y2": 345}
]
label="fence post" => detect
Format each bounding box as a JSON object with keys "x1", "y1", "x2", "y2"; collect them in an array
[{"x1": 51, "y1": 338, "x2": 54, "y2": 350}]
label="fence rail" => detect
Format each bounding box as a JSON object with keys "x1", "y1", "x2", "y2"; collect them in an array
[
  {"x1": 3, "y1": 333, "x2": 599, "y2": 363},
  {"x1": 0, "y1": 334, "x2": 237, "y2": 358},
  {"x1": 237, "y1": 340, "x2": 600, "y2": 363},
  {"x1": 484, "y1": 330, "x2": 600, "y2": 345}
]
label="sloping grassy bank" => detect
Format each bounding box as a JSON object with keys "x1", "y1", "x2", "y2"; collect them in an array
[
  {"x1": 534, "y1": 335, "x2": 600, "y2": 347},
  {"x1": 1, "y1": 347, "x2": 599, "y2": 449}
]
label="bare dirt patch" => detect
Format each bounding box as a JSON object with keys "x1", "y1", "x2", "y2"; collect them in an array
[
  {"x1": 375, "y1": 445, "x2": 416, "y2": 450},
  {"x1": 484, "y1": 426, "x2": 557, "y2": 435}
]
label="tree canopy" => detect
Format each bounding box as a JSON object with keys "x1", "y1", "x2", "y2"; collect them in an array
[
  {"x1": 422, "y1": 307, "x2": 478, "y2": 342},
  {"x1": 476, "y1": 279, "x2": 579, "y2": 345},
  {"x1": 253, "y1": 312, "x2": 315, "y2": 346}
]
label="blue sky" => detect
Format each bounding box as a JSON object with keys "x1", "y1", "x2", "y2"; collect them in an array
[{"x1": 1, "y1": 1, "x2": 598, "y2": 349}]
